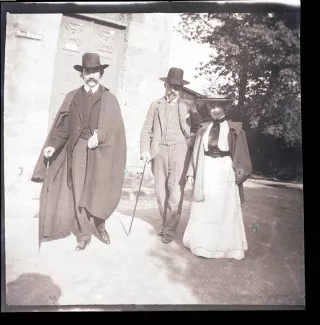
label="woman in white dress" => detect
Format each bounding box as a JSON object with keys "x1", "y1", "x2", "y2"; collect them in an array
[{"x1": 183, "y1": 97, "x2": 252, "y2": 260}]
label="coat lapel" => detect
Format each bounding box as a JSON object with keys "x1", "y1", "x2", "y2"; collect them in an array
[
  {"x1": 90, "y1": 85, "x2": 103, "y2": 108},
  {"x1": 227, "y1": 121, "x2": 242, "y2": 135},
  {"x1": 72, "y1": 87, "x2": 83, "y2": 124},
  {"x1": 88, "y1": 86, "x2": 103, "y2": 131},
  {"x1": 178, "y1": 98, "x2": 190, "y2": 137},
  {"x1": 157, "y1": 97, "x2": 166, "y2": 131}
]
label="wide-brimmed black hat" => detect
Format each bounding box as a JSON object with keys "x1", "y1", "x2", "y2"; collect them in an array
[
  {"x1": 159, "y1": 67, "x2": 190, "y2": 86},
  {"x1": 73, "y1": 53, "x2": 109, "y2": 72}
]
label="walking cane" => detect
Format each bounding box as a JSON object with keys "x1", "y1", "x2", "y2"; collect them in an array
[
  {"x1": 128, "y1": 160, "x2": 147, "y2": 236},
  {"x1": 38, "y1": 158, "x2": 50, "y2": 252}
]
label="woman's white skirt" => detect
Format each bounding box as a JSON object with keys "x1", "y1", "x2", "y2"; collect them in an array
[{"x1": 183, "y1": 155, "x2": 248, "y2": 260}]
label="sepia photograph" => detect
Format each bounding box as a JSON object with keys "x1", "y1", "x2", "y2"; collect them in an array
[{"x1": 1, "y1": 1, "x2": 303, "y2": 311}]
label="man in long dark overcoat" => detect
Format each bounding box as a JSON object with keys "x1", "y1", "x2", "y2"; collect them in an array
[{"x1": 31, "y1": 53, "x2": 127, "y2": 251}]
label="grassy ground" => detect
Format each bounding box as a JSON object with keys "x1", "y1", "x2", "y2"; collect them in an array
[
  {"x1": 4, "y1": 180, "x2": 304, "y2": 309},
  {"x1": 117, "y1": 182, "x2": 305, "y2": 305}
]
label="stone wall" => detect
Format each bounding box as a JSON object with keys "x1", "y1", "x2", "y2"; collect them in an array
[
  {"x1": 4, "y1": 13, "x2": 176, "y2": 216},
  {"x1": 4, "y1": 14, "x2": 62, "y2": 217},
  {"x1": 116, "y1": 13, "x2": 175, "y2": 181}
]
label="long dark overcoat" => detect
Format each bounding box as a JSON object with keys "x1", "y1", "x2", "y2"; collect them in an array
[{"x1": 31, "y1": 86, "x2": 127, "y2": 243}]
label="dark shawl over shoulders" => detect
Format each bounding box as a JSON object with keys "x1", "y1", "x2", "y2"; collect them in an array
[
  {"x1": 79, "y1": 89, "x2": 127, "y2": 220},
  {"x1": 31, "y1": 90, "x2": 78, "y2": 242},
  {"x1": 31, "y1": 87, "x2": 127, "y2": 243},
  {"x1": 187, "y1": 121, "x2": 252, "y2": 205}
]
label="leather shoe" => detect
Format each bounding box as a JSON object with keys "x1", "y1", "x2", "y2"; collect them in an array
[
  {"x1": 99, "y1": 230, "x2": 110, "y2": 244},
  {"x1": 161, "y1": 234, "x2": 173, "y2": 244},
  {"x1": 75, "y1": 240, "x2": 89, "y2": 251}
]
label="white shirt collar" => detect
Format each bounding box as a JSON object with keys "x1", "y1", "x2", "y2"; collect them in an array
[{"x1": 84, "y1": 83, "x2": 100, "y2": 94}]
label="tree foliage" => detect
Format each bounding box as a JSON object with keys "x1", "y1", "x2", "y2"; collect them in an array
[{"x1": 177, "y1": 13, "x2": 301, "y2": 148}]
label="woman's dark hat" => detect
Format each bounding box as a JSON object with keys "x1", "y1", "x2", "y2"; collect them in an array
[
  {"x1": 159, "y1": 67, "x2": 190, "y2": 85},
  {"x1": 74, "y1": 53, "x2": 109, "y2": 72},
  {"x1": 196, "y1": 95, "x2": 234, "y2": 104},
  {"x1": 196, "y1": 96, "x2": 234, "y2": 118}
]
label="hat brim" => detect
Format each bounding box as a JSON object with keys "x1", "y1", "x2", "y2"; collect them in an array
[
  {"x1": 159, "y1": 77, "x2": 190, "y2": 85},
  {"x1": 196, "y1": 98, "x2": 234, "y2": 111},
  {"x1": 73, "y1": 64, "x2": 109, "y2": 72},
  {"x1": 197, "y1": 98, "x2": 234, "y2": 102}
]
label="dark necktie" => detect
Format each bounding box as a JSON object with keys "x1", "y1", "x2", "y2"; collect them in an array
[
  {"x1": 88, "y1": 88, "x2": 93, "y2": 95},
  {"x1": 208, "y1": 116, "x2": 226, "y2": 147}
]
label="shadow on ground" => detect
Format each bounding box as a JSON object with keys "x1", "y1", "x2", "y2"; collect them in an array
[
  {"x1": 6, "y1": 273, "x2": 62, "y2": 306},
  {"x1": 118, "y1": 185, "x2": 305, "y2": 306}
]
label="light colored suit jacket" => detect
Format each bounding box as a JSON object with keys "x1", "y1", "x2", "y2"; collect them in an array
[{"x1": 140, "y1": 96, "x2": 201, "y2": 160}]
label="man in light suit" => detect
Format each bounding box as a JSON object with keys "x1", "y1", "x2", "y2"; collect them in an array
[{"x1": 140, "y1": 67, "x2": 201, "y2": 243}]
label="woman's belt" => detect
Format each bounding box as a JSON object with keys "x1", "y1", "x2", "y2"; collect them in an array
[{"x1": 204, "y1": 149, "x2": 230, "y2": 158}]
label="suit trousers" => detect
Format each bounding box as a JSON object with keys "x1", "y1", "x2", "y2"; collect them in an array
[
  {"x1": 71, "y1": 137, "x2": 106, "y2": 243},
  {"x1": 151, "y1": 141, "x2": 191, "y2": 237}
]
